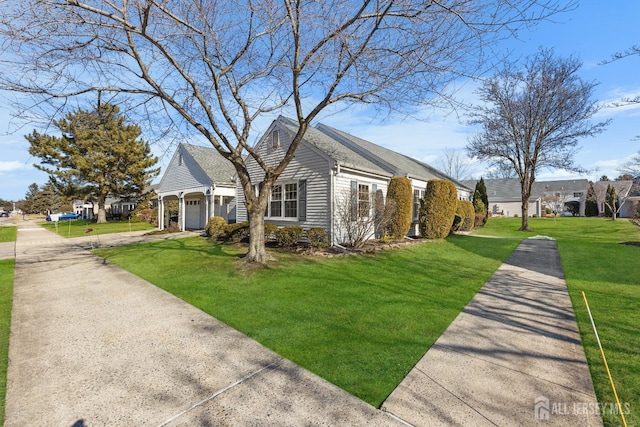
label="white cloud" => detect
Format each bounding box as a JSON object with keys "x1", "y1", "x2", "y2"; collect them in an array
[{"x1": 0, "y1": 160, "x2": 25, "y2": 172}]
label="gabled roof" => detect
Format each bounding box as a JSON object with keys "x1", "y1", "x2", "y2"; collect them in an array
[
  {"x1": 182, "y1": 143, "x2": 236, "y2": 185},
  {"x1": 593, "y1": 180, "x2": 633, "y2": 197},
  {"x1": 276, "y1": 116, "x2": 470, "y2": 190}
]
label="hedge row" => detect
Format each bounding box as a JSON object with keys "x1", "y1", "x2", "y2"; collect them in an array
[{"x1": 206, "y1": 217, "x2": 328, "y2": 248}]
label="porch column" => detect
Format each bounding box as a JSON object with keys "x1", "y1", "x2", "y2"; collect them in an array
[
  {"x1": 158, "y1": 196, "x2": 164, "y2": 229},
  {"x1": 179, "y1": 192, "x2": 185, "y2": 231},
  {"x1": 205, "y1": 190, "x2": 211, "y2": 223}
]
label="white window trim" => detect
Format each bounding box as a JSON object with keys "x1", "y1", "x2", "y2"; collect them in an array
[{"x1": 267, "y1": 181, "x2": 299, "y2": 220}]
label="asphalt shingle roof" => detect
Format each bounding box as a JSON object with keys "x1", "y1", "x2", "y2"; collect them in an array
[
  {"x1": 277, "y1": 116, "x2": 470, "y2": 190},
  {"x1": 182, "y1": 143, "x2": 236, "y2": 185}
]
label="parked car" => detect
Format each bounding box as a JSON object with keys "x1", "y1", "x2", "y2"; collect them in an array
[
  {"x1": 46, "y1": 212, "x2": 81, "y2": 221},
  {"x1": 0, "y1": 212, "x2": 9, "y2": 217}
]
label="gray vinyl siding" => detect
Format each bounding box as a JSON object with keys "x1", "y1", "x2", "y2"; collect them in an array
[
  {"x1": 157, "y1": 145, "x2": 211, "y2": 193},
  {"x1": 236, "y1": 124, "x2": 332, "y2": 231},
  {"x1": 332, "y1": 171, "x2": 388, "y2": 244}
]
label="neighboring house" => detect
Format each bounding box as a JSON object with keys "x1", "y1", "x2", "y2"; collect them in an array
[
  {"x1": 235, "y1": 116, "x2": 472, "y2": 244},
  {"x1": 156, "y1": 143, "x2": 237, "y2": 230},
  {"x1": 460, "y1": 178, "x2": 589, "y2": 217},
  {"x1": 536, "y1": 179, "x2": 589, "y2": 216},
  {"x1": 594, "y1": 180, "x2": 634, "y2": 217},
  {"x1": 461, "y1": 178, "x2": 542, "y2": 217}
]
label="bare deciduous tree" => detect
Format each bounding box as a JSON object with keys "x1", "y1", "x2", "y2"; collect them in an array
[
  {"x1": 334, "y1": 188, "x2": 393, "y2": 248},
  {"x1": 0, "y1": 0, "x2": 572, "y2": 262},
  {"x1": 467, "y1": 48, "x2": 609, "y2": 231},
  {"x1": 590, "y1": 180, "x2": 632, "y2": 221},
  {"x1": 618, "y1": 151, "x2": 640, "y2": 178},
  {"x1": 437, "y1": 148, "x2": 474, "y2": 181},
  {"x1": 542, "y1": 190, "x2": 571, "y2": 215}
]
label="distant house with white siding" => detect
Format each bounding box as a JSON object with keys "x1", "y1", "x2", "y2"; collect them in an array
[
  {"x1": 156, "y1": 143, "x2": 236, "y2": 230},
  {"x1": 235, "y1": 116, "x2": 472, "y2": 245}
]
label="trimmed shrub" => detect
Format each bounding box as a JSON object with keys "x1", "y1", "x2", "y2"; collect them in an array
[
  {"x1": 453, "y1": 200, "x2": 475, "y2": 231},
  {"x1": 385, "y1": 176, "x2": 413, "y2": 239},
  {"x1": 224, "y1": 221, "x2": 249, "y2": 242},
  {"x1": 264, "y1": 222, "x2": 278, "y2": 241},
  {"x1": 307, "y1": 227, "x2": 329, "y2": 249},
  {"x1": 274, "y1": 225, "x2": 304, "y2": 246},
  {"x1": 419, "y1": 179, "x2": 458, "y2": 239},
  {"x1": 205, "y1": 216, "x2": 227, "y2": 239},
  {"x1": 474, "y1": 213, "x2": 485, "y2": 228}
]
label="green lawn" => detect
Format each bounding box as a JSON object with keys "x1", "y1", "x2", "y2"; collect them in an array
[
  {"x1": 95, "y1": 235, "x2": 518, "y2": 407},
  {"x1": 0, "y1": 259, "x2": 14, "y2": 425},
  {"x1": 0, "y1": 227, "x2": 17, "y2": 243},
  {"x1": 41, "y1": 219, "x2": 156, "y2": 238},
  {"x1": 475, "y1": 217, "x2": 640, "y2": 427}
]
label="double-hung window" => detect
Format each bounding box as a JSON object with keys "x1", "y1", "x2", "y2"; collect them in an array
[
  {"x1": 284, "y1": 183, "x2": 298, "y2": 218},
  {"x1": 270, "y1": 185, "x2": 282, "y2": 217},
  {"x1": 413, "y1": 189, "x2": 424, "y2": 220},
  {"x1": 268, "y1": 180, "x2": 306, "y2": 220},
  {"x1": 350, "y1": 180, "x2": 371, "y2": 219}
]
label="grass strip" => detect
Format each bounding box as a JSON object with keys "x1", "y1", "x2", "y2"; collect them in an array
[
  {"x1": 0, "y1": 259, "x2": 15, "y2": 425},
  {"x1": 0, "y1": 227, "x2": 17, "y2": 243},
  {"x1": 95, "y1": 235, "x2": 518, "y2": 407},
  {"x1": 40, "y1": 219, "x2": 156, "y2": 238}
]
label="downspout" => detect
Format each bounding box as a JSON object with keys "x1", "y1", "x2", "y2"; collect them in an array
[{"x1": 330, "y1": 163, "x2": 340, "y2": 246}]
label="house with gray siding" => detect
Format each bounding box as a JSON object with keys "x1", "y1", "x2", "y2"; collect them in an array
[
  {"x1": 461, "y1": 178, "x2": 590, "y2": 217},
  {"x1": 236, "y1": 116, "x2": 472, "y2": 244},
  {"x1": 156, "y1": 143, "x2": 236, "y2": 230}
]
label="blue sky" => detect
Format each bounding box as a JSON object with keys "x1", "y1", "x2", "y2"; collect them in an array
[{"x1": 1, "y1": 2, "x2": 639, "y2": 201}]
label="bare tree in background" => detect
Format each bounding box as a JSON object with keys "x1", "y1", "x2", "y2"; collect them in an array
[
  {"x1": 618, "y1": 151, "x2": 640, "y2": 177},
  {"x1": 467, "y1": 48, "x2": 609, "y2": 231},
  {"x1": 542, "y1": 190, "x2": 571, "y2": 215},
  {"x1": 0, "y1": 0, "x2": 572, "y2": 263},
  {"x1": 437, "y1": 148, "x2": 473, "y2": 181}
]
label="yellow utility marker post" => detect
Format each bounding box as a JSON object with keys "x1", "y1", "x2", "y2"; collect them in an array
[{"x1": 582, "y1": 291, "x2": 628, "y2": 427}]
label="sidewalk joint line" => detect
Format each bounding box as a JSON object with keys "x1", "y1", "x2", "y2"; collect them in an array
[
  {"x1": 381, "y1": 409, "x2": 415, "y2": 427},
  {"x1": 157, "y1": 360, "x2": 281, "y2": 426}
]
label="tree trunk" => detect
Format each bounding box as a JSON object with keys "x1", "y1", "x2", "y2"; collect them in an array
[
  {"x1": 97, "y1": 200, "x2": 107, "y2": 223},
  {"x1": 519, "y1": 197, "x2": 531, "y2": 231},
  {"x1": 244, "y1": 207, "x2": 274, "y2": 263}
]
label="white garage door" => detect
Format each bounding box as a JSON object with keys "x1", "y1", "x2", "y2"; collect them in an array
[{"x1": 185, "y1": 199, "x2": 202, "y2": 229}]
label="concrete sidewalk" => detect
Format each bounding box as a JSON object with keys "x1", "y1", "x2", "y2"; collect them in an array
[
  {"x1": 382, "y1": 238, "x2": 602, "y2": 426},
  {"x1": 5, "y1": 223, "x2": 601, "y2": 426}
]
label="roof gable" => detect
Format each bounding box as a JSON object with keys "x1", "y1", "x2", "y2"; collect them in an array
[{"x1": 157, "y1": 143, "x2": 235, "y2": 193}]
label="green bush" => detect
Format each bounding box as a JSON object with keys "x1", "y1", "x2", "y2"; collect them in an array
[
  {"x1": 453, "y1": 200, "x2": 475, "y2": 231},
  {"x1": 385, "y1": 176, "x2": 413, "y2": 239},
  {"x1": 224, "y1": 221, "x2": 249, "y2": 242},
  {"x1": 205, "y1": 216, "x2": 227, "y2": 239},
  {"x1": 274, "y1": 225, "x2": 304, "y2": 246},
  {"x1": 264, "y1": 222, "x2": 278, "y2": 241},
  {"x1": 419, "y1": 180, "x2": 458, "y2": 239},
  {"x1": 307, "y1": 227, "x2": 329, "y2": 249}
]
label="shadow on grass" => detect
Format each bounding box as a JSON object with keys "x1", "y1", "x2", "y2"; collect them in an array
[
  {"x1": 620, "y1": 241, "x2": 640, "y2": 247},
  {"x1": 446, "y1": 234, "x2": 522, "y2": 263}
]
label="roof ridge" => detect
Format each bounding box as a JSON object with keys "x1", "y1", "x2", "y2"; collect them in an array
[{"x1": 315, "y1": 123, "x2": 399, "y2": 175}]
